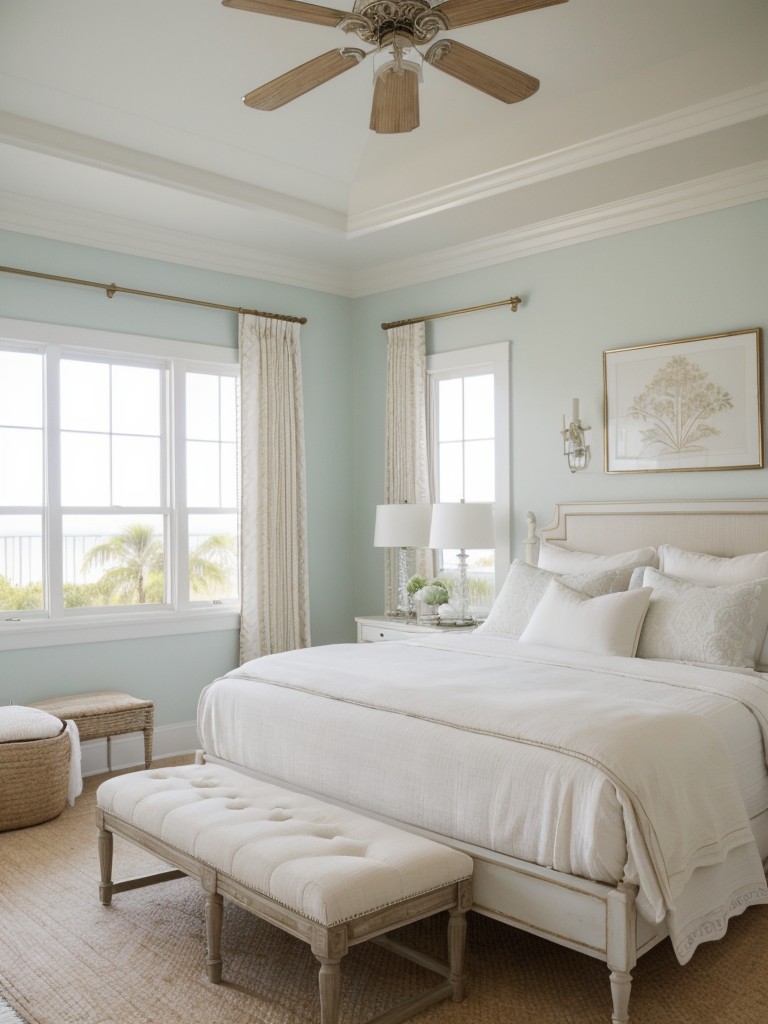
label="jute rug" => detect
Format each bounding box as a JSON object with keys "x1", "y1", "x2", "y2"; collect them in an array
[{"x1": 0, "y1": 760, "x2": 766, "y2": 1024}]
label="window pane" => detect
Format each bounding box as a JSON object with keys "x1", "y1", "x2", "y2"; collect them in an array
[
  {"x1": 464, "y1": 375, "x2": 494, "y2": 440},
  {"x1": 112, "y1": 365, "x2": 161, "y2": 436},
  {"x1": 187, "y1": 440, "x2": 220, "y2": 507},
  {"x1": 63, "y1": 514, "x2": 165, "y2": 607},
  {"x1": 438, "y1": 442, "x2": 463, "y2": 502},
  {"x1": 0, "y1": 428, "x2": 44, "y2": 504},
  {"x1": 464, "y1": 440, "x2": 495, "y2": 501},
  {"x1": 112, "y1": 436, "x2": 161, "y2": 506},
  {"x1": 188, "y1": 513, "x2": 238, "y2": 602},
  {"x1": 187, "y1": 373, "x2": 221, "y2": 441},
  {"x1": 0, "y1": 350, "x2": 42, "y2": 428},
  {"x1": 438, "y1": 378, "x2": 463, "y2": 442},
  {"x1": 220, "y1": 442, "x2": 237, "y2": 508},
  {"x1": 0, "y1": 515, "x2": 43, "y2": 609},
  {"x1": 61, "y1": 433, "x2": 110, "y2": 505},
  {"x1": 220, "y1": 377, "x2": 237, "y2": 443},
  {"x1": 60, "y1": 360, "x2": 109, "y2": 432}
]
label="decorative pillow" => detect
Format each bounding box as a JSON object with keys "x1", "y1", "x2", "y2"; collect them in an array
[
  {"x1": 475, "y1": 559, "x2": 637, "y2": 639},
  {"x1": 518, "y1": 579, "x2": 652, "y2": 658},
  {"x1": 658, "y1": 544, "x2": 768, "y2": 586},
  {"x1": 537, "y1": 543, "x2": 658, "y2": 574},
  {"x1": 635, "y1": 567, "x2": 768, "y2": 669}
]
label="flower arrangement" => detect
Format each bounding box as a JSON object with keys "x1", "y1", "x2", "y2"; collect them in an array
[{"x1": 407, "y1": 576, "x2": 451, "y2": 622}]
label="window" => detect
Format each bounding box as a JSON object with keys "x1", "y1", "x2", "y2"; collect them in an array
[
  {"x1": 428, "y1": 342, "x2": 510, "y2": 618},
  {"x1": 0, "y1": 319, "x2": 239, "y2": 649}
]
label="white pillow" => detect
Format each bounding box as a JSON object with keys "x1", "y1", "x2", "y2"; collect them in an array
[
  {"x1": 475, "y1": 559, "x2": 637, "y2": 639},
  {"x1": 658, "y1": 544, "x2": 768, "y2": 586},
  {"x1": 0, "y1": 705, "x2": 64, "y2": 743},
  {"x1": 518, "y1": 579, "x2": 652, "y2": 658},
  {"x1": 635, "y1": 567, "x2": 768, "y2": 669},
  {"x1": 537, "y1": 543, "x2": 658, "y2": 574}
]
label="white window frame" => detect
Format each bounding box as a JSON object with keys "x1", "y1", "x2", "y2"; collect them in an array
[
  {"x1": 427, "y1": 341, "x2": 510, "y2": 594},
  {"x1": 0, "y1": 317, "x2": 240, "y2": 651}
]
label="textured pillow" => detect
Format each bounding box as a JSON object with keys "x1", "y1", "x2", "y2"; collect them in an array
[
  {"x1": 519, "y1": 579, "x2": 652, "y2": 657},
  {"x1": 658, "y1": 544, "x2": 768, "y2": 586},
  {"x1": 635, "y1": 567, "x2": 768, "y2": 669},
  {"x1": 475, "y1": 559, "x2": 637, "y2": 639},
  {"x1": 0, "y1": 705, "x2": 63, "y2": 743},
  {"x1": 537, "y1": 543, "x2": 658, "y2": 574}
]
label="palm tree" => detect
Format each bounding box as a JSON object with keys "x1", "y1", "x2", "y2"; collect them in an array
[
  {"x1": 81, "y1": 523, "x2": 164, "y2": 605},
  {"x1": 189, "y1": 533, "x2": 237, "y2": 598}
]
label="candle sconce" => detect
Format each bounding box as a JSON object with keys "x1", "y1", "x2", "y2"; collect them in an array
[{"x1": 561, "y1": 398, "x2": 591, "y2": 472}]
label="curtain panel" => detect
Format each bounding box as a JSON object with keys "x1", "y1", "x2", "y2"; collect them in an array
[
  {"x1": 384, "y1": 322, "x2": 436, "y2": 613},
  {"x1": 239, "y1": 314, "x2": 310, "y2": 661}
]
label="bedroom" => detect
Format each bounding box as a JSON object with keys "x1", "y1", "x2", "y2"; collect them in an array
[{"x1": 1, "y1": 1, "x2": 768, "y2": 1021}]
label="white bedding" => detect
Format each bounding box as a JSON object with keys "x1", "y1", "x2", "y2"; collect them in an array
[{"x1": 197, "y1": 633, "x2": 768, "y2": 963}]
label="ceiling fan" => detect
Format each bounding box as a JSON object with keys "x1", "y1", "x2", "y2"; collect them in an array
[{"x1": 222, "y1": 0, "x2": 569, "y2": 134}]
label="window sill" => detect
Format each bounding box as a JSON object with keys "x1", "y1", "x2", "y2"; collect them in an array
[{"x1": 0, "y1": 609, "x2": 241, "y2": 652}]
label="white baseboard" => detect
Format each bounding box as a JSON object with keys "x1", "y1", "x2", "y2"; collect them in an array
[{"x1": 79, "y1": 720, "x2": 198, "y2": 776}]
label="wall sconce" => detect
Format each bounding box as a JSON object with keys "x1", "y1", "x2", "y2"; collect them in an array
[{"x1": 561, "y1": 398, "x2": 590, "y2": 472}]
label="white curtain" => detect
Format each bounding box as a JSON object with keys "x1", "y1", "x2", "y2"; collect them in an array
[
  {"x1": 384, "y1": 322, "x2": 436, "y2": 612},
  {"x1": 239, "y1": 313, "x2": 310, "y2": 662}
]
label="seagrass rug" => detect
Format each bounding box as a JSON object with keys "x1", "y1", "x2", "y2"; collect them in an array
[{"x1": 0, "y1": 760, "x2": 766, "y2": 1024}]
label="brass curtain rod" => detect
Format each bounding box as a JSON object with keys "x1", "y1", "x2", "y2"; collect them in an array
[
  {"x1": 381, "y1": 296, "x2": 521, "y2": 331},
  {"x1": 0, "y1": 265, "x2": 308, "y2": 325}
]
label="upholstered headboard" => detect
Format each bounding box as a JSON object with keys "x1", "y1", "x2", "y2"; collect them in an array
[{"x1": 524, "y1": 499, "x2": 768, "y2": 565}]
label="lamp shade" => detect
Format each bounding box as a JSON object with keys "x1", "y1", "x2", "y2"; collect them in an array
[
  {"x1": 373, "y1": 503, "x2": 432, "y2": 548},
  {"x1": 429, "y1": 502, "x2": 495, "y2": 550}
]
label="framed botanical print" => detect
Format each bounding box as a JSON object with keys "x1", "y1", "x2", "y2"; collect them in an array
[{"x1": 603, "y1": 328, "x2": 762, "y2": 473}]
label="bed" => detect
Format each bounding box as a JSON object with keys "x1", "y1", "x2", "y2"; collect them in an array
[{"x1": 197, "y1": 499, "x2": 768, "y2": 1023}]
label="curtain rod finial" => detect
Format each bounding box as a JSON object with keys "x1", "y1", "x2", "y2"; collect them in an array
[{"x1": 510, "y1": 296, "x2": 521, "y2": 312}]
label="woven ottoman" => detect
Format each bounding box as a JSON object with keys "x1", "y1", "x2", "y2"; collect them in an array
[
  {"x1": 29, "y1": 691, "x2": 154, "y2": 770},
  {"x1": 97, "y1": 763, "x2": 474, "y2": 1024},
  {"x1": 0, "y1": 706, "x2": 73, "y2": 832}
]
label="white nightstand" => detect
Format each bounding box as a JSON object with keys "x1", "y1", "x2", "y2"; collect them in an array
[{"x1": 355, "y1": 615, "x2": 476, "y2": 643}]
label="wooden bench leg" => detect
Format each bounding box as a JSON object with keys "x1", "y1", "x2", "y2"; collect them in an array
[
  {"x1": 317, "y1": 959, "x2": 342, "y2": 1024},
  {"x1": 201, "y1": 867, "x2": 223, "y2": 984},
  {"x1": 143, "y1": 721, "x2": 153, "y2": 768},
  {"x1": 448, "y1": 905, "x2": 468, "y2": 1002},
  {"x1": 97, "y1": 816, "x2": 114, "y2": 906}
]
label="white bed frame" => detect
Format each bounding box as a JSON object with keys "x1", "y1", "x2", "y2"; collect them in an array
[{"x1": 206, "y1": 499, "x2": 768, "y2": 1024}]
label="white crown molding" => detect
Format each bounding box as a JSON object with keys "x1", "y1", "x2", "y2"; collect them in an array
[
  {"x1": 0, "y1": 190, "x2": 352, "y2": 296},
  {"x1": 0, "y1": 111, "x2": 347, "y2": 234},
  {"x1": 347, "y1": 82, "x2": 768, "y2": 236},
  {"x1": 2, "y1": 162, "x2": 767, "y2": 301},
  {"x1": 349, "y1": 159, "x2": 768, "y2": 296}
]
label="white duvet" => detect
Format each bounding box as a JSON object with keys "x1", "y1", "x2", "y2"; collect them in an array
[{"x1": 197, "y1": 633, "x2": 768, "y2": 963}]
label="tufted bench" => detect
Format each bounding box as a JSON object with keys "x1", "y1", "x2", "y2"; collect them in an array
[{"x1": 96, "y1": 763, "x2": 473, "y2": 1024}]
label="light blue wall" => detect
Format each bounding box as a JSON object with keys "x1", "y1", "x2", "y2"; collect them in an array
[
  {"x1": 2, "y1": 198, "x2": 767, "y2": 726},
  {"x1": 0, "y1": 230, "x2": 355, "y2": 722},
  {"x1": 350, "y1": 200, "x2": 768, "y2": 616}
]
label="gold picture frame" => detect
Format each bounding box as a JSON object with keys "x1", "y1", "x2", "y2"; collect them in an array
[{"x1": 603, "y1": 328, "x2": 763, "y2": 474}]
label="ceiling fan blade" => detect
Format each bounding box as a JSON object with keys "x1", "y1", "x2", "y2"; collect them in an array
[
  {"x1": 426, "y1": 40, "x2": 538, "y2": 103},
  {"x1": 222, "y1": 0, "x2": 348, "y2": 29},
  {"x1": 370, "y1": 66, "x2": 420, "y2": 134},
  {"x1": 435, "y1": 0, "x2": 568, "y2": 30},
  {"x1": 244, "y1": 48, "x2": 366, "y2": 110}
]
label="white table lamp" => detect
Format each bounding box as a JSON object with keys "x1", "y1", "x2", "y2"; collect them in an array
[
  {"x1": 429, "y1": 502, "x2": 495, "y2": 625},
  {"x1": 374, "y1": 503, "x2": 432, "y2": 616}
]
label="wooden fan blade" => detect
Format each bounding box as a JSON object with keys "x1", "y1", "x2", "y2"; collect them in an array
[
  {"x1": 435, "y1": 0, "x2": 568, "y2": 30},
  {"x1": 244, "y1": 48, "x2": 366, "y2": 110},
  {"x1": 222, "y1": 0, "x2": 348, "y2": 29},
  {"x1": 370, "y1": 66, "x2": 420, "y2": 134},
  {"x1": 426, "y1": 40, "x2": 538, "y2": 103}
]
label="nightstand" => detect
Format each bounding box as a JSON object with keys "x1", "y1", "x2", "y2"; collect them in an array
[{"x1": 355, "y1": 615, "x2": 476, "y2": 643}]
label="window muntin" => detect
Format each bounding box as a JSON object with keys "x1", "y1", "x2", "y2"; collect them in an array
[{"x1": 0, "y1": 334, "x2": 239, "y2": 626}]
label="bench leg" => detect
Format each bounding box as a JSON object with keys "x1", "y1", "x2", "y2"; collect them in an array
[
  {"x1": 317, "y1": 958, "x2": 342, "y2": 1024},
  {"x1": 448, "y1": 905, "x2": 468, "y2": 1002},
  {"x1": 98, "y1": 823, "x2": 114, "y2": 906},
  {"x1": 143, "y1": 724, "x2": 153, "y2": 768},
  {"x1": 205, "y1": 891, "x2": 224, "y2": 984}
]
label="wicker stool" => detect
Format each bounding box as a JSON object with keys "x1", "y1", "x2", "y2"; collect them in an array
[
  {"x1": 28, "y1": 691, "x2": 154, "y2": 771},
  {"x1": 0, "y1": 710, "x2": 71, "y2": 832}
]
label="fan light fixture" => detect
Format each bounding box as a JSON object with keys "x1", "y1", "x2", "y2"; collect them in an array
[{"x1": 223, "y1": 0, "x2": 569, "y2": 134}]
